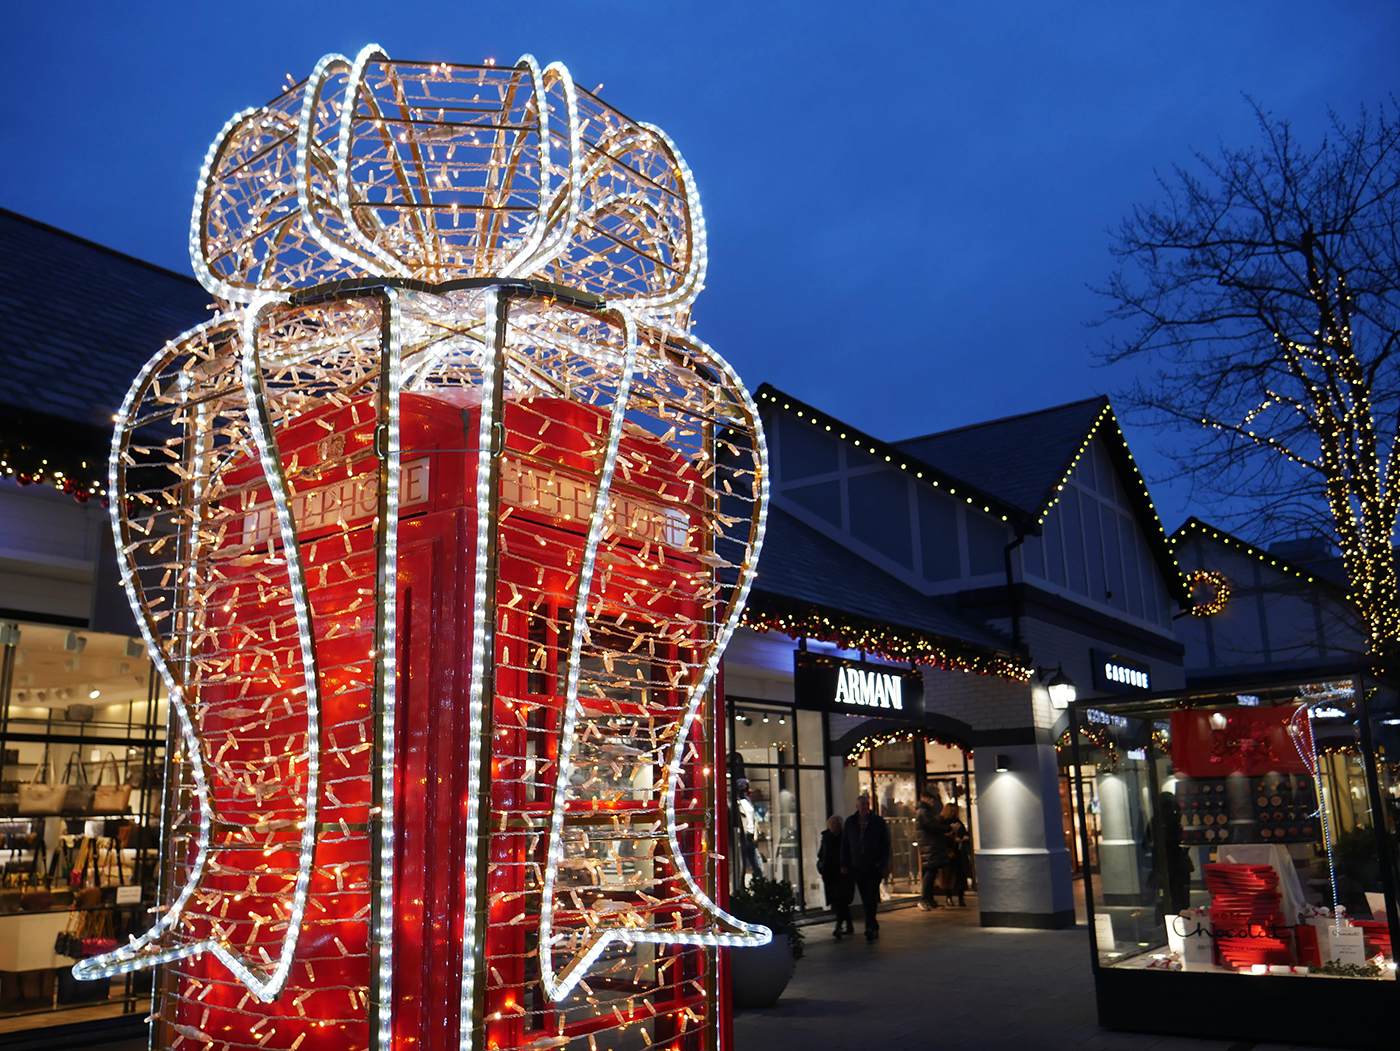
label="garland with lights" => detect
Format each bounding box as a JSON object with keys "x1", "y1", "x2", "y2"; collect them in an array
[
  {"x1": 1187, "y1": 569, "x2": 1231, "y2": 616},
  {"x1": 740, "y1": 591, "x2": 1031, "y2": 680},
  {"x1": 1055, "y1": 724, "x2": 1123, "y2": 773},
  {"x1": 0, "y1": 435, "x2": 109, "y2": 502},
  {"x1": 845, "y1": 726, "x2": 972, "y2": 763}
]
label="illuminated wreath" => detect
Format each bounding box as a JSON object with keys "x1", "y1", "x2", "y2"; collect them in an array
[
  {"x1": 84, "y1": 44, "x2": 769, "y2": 1051},
  {"x1": 1187, "y1": 569, "x2": 1230, "y2": 617}
]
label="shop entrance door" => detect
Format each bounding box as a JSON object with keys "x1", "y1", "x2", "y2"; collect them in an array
[{"x1": 858, "y1": 770, "x2": 918, "y2": 892}]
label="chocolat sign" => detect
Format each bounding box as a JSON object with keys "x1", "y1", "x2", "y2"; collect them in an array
[{"x1": 794, "y1": 652, "x2": 924, "y2": 720}]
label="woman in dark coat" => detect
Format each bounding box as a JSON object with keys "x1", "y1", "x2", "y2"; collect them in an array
[
  {"x1": 914, "y1": 791, "x2": 952, "y2": 910},
  {"x1": 940, "y1": 802, "x2": 971, "y2": 906},
  {"x1": 817, "y1": 814, "x2": 854, "y2": 937}
]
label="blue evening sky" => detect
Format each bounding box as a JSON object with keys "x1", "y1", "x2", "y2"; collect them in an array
[{"x1": 4, "y1": 2, "x2": 1398, "y2": 533}]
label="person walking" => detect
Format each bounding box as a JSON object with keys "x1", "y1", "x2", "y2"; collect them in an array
[
  {"x1": 840, "y1": 793, "x2": 891, "y2": 941},
  {"x1": 914, "y1": 790, "x2": 952, "y2": 911},
  {"x1": 817, "y1": 814, "x2": 854, "y2": 938},
  {"x1": 939, "y1": 801, "x2": 971, "y2": 906}
]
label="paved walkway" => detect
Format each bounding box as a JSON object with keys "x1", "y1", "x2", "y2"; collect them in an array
[
  {"x1": 68, "y1": 890, "x2": 1362, "y2": 1051},
  {"x1": 735, "y1": 893, "x2": 1348, "y2": 1051}
]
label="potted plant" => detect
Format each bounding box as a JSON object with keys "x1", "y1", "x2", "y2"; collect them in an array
[{"x1": 727, "y1": 877, "x2": 804, "y2": 1008}]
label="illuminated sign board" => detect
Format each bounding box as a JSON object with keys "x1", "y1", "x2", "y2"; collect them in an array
[
  {"x1": 793, "y1": 652, "x2": 924, "y2": 720},
  {"x1": 1091, "y1": 649, "x2": 1151, "y2": 694}
]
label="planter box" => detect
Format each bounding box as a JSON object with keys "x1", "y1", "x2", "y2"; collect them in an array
[{"x1": 730, "y1": 933, "x2": 794, "y2": 1008}]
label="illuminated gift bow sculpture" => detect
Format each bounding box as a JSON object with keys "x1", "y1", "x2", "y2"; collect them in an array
[{"x1": 83, "y1": 45, "x2": 769, "y2": 1051}]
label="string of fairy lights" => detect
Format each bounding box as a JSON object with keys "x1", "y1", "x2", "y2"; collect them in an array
[
  {"x1": 1029, "y1": 402, "x2": 1190, "y2": 606},
  {"x1": 1172, "y1": 518, "x2": 1326, "y2": 589},
  {"x1": 739, "y1": 596, "x2": 1030, "y2": 680},
  {"x1": 1190, "y1": 286, "x2": 1400, "y2": 659},
  {"x1": 90, "y1": 44, "x2": 770, "y2": 1051},
  {"x1": 844, "y1": 726, "x2": 972, "y2": 762},
  {"x1": 752, "y1": 386, "x2": 1019, "y2": 524},
  {"x1": 0, "y1": 442, "x2": 108, "y2": 501},
  {"x1": 754, "y1": 386, "x2": 1191, "y2": 613}
]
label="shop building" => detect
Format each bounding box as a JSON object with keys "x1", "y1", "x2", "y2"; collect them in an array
[
  {"x1": 1171, "y1": 517, "x2": 1363, "y2": 686},
  {"x1": 722, "y1": 385, "x2": 1192, "y2": 929},
  {"x1": 0, "y1": 208, "x2": 209, "y2": 1042},
  {"x1": 1061, "y1": 520, "x2": 1398, "y2": 1048}
]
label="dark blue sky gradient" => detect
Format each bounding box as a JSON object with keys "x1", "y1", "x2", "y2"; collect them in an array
[{"x1": 4, "y1": 2, "x2": 1398, "y2": 532}]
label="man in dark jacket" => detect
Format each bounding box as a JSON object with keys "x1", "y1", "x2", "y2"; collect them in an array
[
  {"x1": 914, "y1": 790, "x2": 952, "y2": 911},
  {"x1": 840, "y1": 793, "x2": 891, "y2": 940}
]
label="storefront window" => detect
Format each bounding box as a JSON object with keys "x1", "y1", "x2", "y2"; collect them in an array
[
  {"x1": 733, "y1": 705, "x2": 794, "y2": 764},
  {"x1": 1071, "y1": 678, "x2": 1400, "y2": 979},
  {"x1": 0, "y1": 622, "x2": 166, "y2": 1030},
  {"x1": 727, "y1": 700, "x2": 827, "y2": 909},
  {"x1": 1061, "y1": 764, "x2": 1100, "y2": 874}
]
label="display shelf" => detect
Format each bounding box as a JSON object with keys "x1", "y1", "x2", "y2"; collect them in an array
[{"x1": 0, "y1": 621, "x2": 167, "y2": 1039}]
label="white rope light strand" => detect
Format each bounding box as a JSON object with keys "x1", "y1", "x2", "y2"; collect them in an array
[{"x1": 457, "y1": 287, "x2": 503, "y2": 1050}]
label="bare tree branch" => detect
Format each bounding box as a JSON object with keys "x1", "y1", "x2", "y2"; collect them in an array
[{"x1": 1094, "y1": 98, "x2": 1400, "y2": 659}]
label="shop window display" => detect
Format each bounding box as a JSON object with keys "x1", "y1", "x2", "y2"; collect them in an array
[
  {"x1": 0, "y1": 623, "x2": 165, "y2": 1032},
  {"x1": 728, "y1": 701, "x2": 828, "y2": 908},
  {"x1": 730, "y1": 705, "x2": 800, "y2": 892},
  {"x1": 1070, "y1": 676, "x2": 1400, "y2": 1049}
]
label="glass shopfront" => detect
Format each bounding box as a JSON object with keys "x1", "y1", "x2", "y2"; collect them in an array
[
  {"x1": 1070, "y1": 675, "x2": 1400, "y2": 1049},
  {"x1": 727, "y1": 701, "x2": 826, "y2": 908},
  {"x1": 0, "y1": 622, "x2": 166, "y2": 1037},
  {"x1": 727, "y1": 688, "x2": 977, "y2": 912}
]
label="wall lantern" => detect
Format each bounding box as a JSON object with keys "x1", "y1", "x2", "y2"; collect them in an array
[{"x1": 1040, "y1": 663, "x2": 1078, "y2": 709}]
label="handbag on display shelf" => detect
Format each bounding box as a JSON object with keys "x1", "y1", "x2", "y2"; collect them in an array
[
  {"x1": 96, "y1": 838, "x2": 128, "y2": 890},
  {"x1": 55, "y1": 906, "x2": 81, "y2": 957},
  {"x1": 122, "y1": 755, "x2": 162, "y2": 790},
  {"x1": 69, "y1": 835, "x2": 92, "y2": 887},
  {"x1": 79, "y1": 908, "x2": 118, "y2": 958},
  {"x1": 54, "y1": 900, "x2": 111, "y2": 959},
  {"x1": 17, "y1": 750, "x2": 65, "y2": 815},
  {"x1": 60, "y1": 753, "x2": 96, "y2": 815},
  {"x1": 92, "y1": 753, "x2": 132, "y2": 814}
]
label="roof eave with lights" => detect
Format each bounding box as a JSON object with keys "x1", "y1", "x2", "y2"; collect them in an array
[
  {"x1": 1029, "y1": 400, "x2": 1192, "y2": 607},
  {"x1": 755, "y1": 384, "x2": 1033, "y2": 529},
  {"x1": 1170, "y1": 517, "x2": 1346, "y2": 598},
  {"x1": 758, "y1": 385, "x2": 1190, "y2": 608}
]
